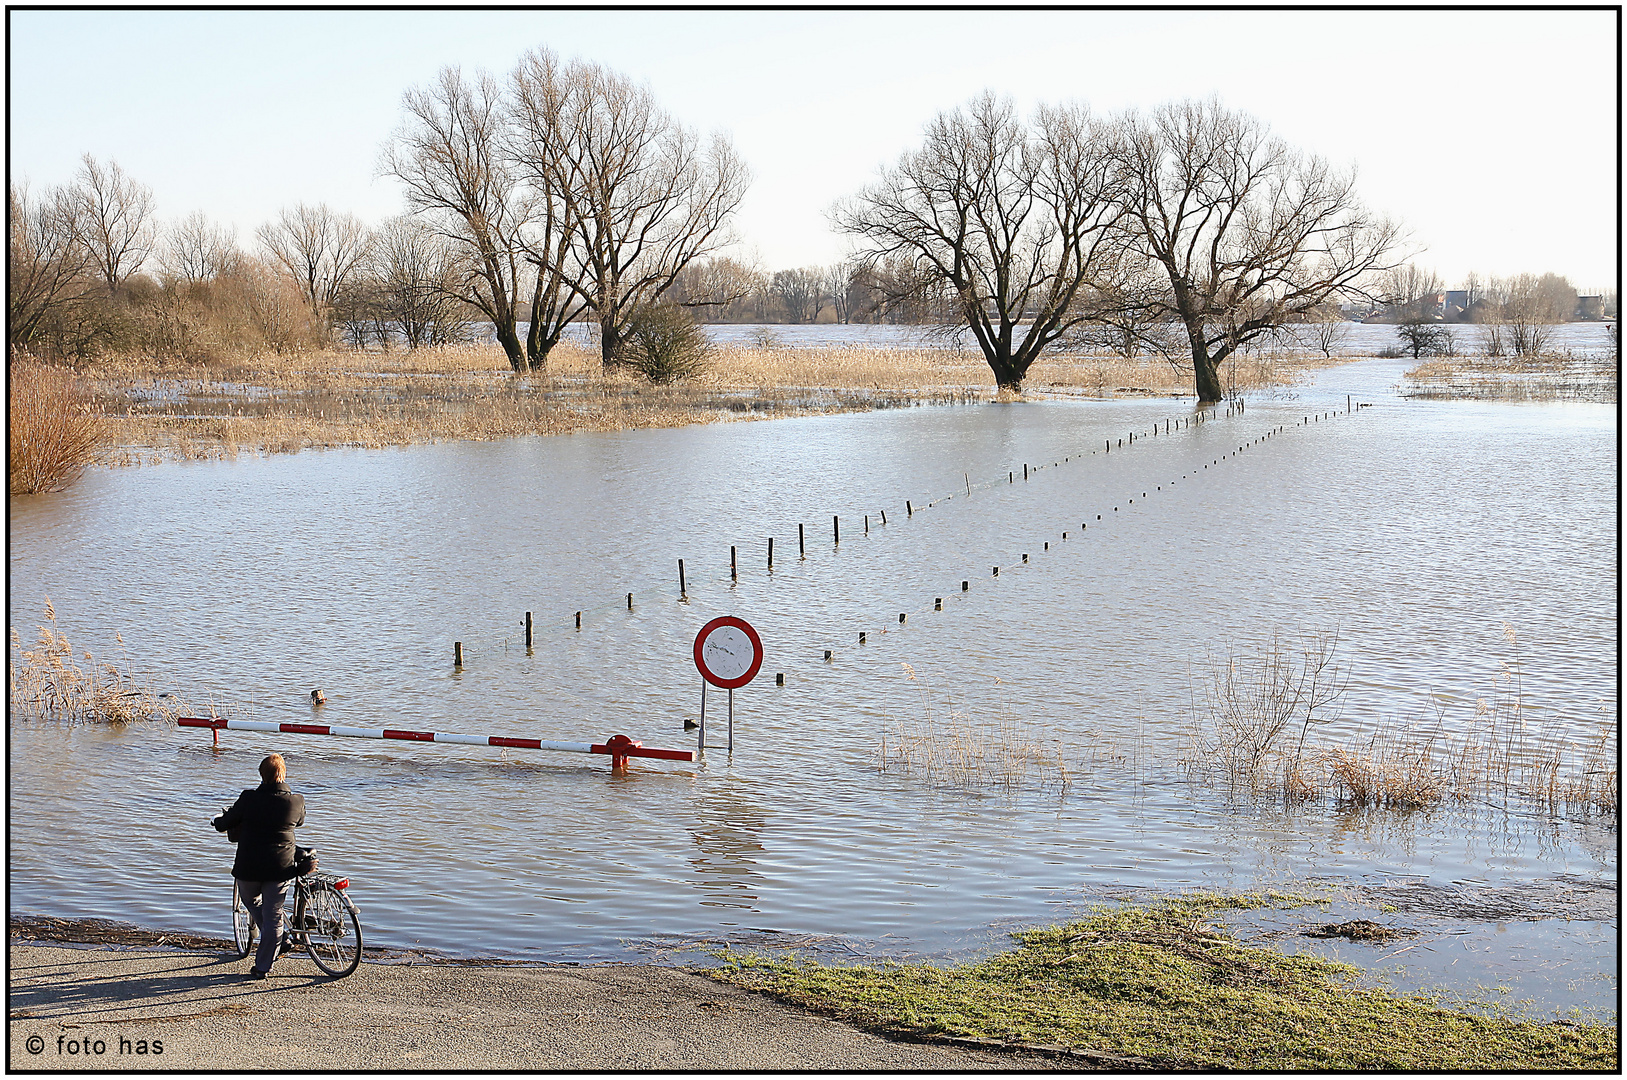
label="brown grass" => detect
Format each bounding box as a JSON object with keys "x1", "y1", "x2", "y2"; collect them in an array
[
  {"x1": 9, "y1": 353, "x2": 112, "y2": 493},
  {"x1": 80, "y1": 339, "x2": 1355, "y2": 463},
  {"x1": 1404, "y1": 351, "x2": 1618, "y2": 402},
  {"x1": 8, "y1": 601, "x2": 177, "y2": 724},
  {"x1": 1186, "y1": 624, "x2": 1618, "y2": 818}
]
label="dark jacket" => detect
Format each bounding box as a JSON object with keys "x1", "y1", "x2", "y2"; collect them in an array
[{"x1": 214, "y1": 781, "x2": 306, "y2": 882}]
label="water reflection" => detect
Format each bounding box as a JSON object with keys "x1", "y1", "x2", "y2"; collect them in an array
[{"x1": 688, "y1": 785, "x2": 768, "y2": 910}]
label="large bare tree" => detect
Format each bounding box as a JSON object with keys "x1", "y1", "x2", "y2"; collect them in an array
[
  {"x1": 1110, "y1": 98, "x2": 1404, "y2": 401},
  {"x1": 73, "y1": 155, "x2": 156, "y2": 294},
  {"x1": 382, "y1": 66, "x2": 574, "y2": 372},
  {"x1": 8, "y1": 183, "x2": 93, "y2": 350},
  {"x1": 834, "y1": 93, "x2": 1125, "y2": 391},
  {"x1": 257, "y1": 202, "x2": 371, "y2": 327},
  {"x1": 508, "y1": 48, "x2": 750, "y2": 364}
]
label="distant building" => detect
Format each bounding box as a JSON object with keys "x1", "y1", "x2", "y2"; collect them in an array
[
  {"x1": 1444, "y1": 290, "x2": 1470, "y2": 321},
  {"x1": 1576, "y1": 295, "x2": 1605, "y2": 320}
]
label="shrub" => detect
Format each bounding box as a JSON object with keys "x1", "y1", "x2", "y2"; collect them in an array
[
  {"x1": 8, "y1": 353, "x2": 109, "y2": 493},
  {"x1": 619, "y1": 302, "x2": 712, "y2": 384}
]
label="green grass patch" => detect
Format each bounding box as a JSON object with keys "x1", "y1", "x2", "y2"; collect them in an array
[{"x1": 705, "y1": 894, "x2": 1617, "y2": 1070}]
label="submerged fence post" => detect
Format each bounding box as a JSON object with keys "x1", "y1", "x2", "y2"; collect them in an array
[
  {"x1": 525, "y1": 612, "x2": 533, "y2": 648},
  {"x1": 679, "y1": 559, "x2": 686, "y2": 598},
  {"x1": 768, "y1": 537, "x2": 773, "y2": 569},
  {"x1": 575, "y1": 611, "x2": 582, "y2": 630},
  {"x1": 731, "y1": 546, "x2": 737, "y2": 581},
  {"x1": 906, "y1": 500, "x2": 913, "y2": 516},
  {"x1": 799, "y1": 523, "x2": 805, "y2": 559},
  {"x1": 627, "y1": 592, "x2": 633, "y2": 611},
  {"x1": 834, "y1": 515, "x2": 839, "y2": 546},
  {"x1": 454, "y1": 642, "x2": 463, "y2": 669}
]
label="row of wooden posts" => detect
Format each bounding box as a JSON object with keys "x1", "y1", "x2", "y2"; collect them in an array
[{"x1": 453, "y1": 399, "x2": 1358, "y2": 670}]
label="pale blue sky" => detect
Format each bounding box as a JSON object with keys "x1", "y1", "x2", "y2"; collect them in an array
[{"x1": 8, "y1": 8, "x2": 1618, "y2": 287}]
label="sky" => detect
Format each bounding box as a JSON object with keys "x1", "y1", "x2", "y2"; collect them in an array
[{"x1": 7, "y1": 8, "x2": 1619, "y2": 289}]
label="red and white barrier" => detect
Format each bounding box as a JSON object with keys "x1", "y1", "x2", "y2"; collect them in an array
[{"x1": 176, "y1": 717, "x2": 692, "y2": 770}]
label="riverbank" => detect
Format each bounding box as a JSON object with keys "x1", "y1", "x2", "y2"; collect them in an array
[
  {"x1": 79, "y1": 341, "x2": 1348, "y2": 464},
  {"x1": 10, "y1": 897, "x2": 1614, "y2": 1071}
]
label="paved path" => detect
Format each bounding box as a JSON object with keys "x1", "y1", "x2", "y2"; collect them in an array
[{"x1": 9, "y1": 943, "x2": 1064, "y2": 1071}]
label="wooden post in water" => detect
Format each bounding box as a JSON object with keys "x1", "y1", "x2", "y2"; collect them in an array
[
  {"x1": 454, "y1": 642, "x2": 463, "y2": 668},
  {"x1": 575, "y1": 611, "x2": 582, "y2": 630},
  {"x1": 768, "y1": 537, "x2": 774, "y2": 569},
  {"x1": 833, "y1": 515, "x2": 839, "y2": 546},
  {"x1": 1023, "y1": 464, "x2": 1028, "y2": 480},
  {"x1": 525, "y1": 612, "x2": 533, "y2": 648},
  {"x1": 881, "y1": 509, "x2": 887, "y2": 526},
  {"x1": 906, "y1": 500, "x2": 913, "y2": 516},
  {"x1": 935, "y1": 598, "x2": 942, "y2": 610},
  {"x1": 865, "y1": 515, "x2": 869, "y2": 536},
  {"x1": 627, "y1": 592, "x2": 633, "y2": 611},
  {"x1": 859, "y1": 632, "x2": 866, "y2": 644},
  {"x1": 678, "y1": 560, "x2": 686, "y2": 597},
  {"x1": 731, "y1": 547, "x2": 737, "y2": 581},
  {"x1": 962, "y1": 580, "x2": 969, "y2": 591},
  {"x1": 799, "y1": 523, "x2": 805, "y2": 558}
]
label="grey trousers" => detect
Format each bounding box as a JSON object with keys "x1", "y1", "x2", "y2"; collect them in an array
[{"x1": 237, "y1": 878, "x2": 287, "y2": 974}]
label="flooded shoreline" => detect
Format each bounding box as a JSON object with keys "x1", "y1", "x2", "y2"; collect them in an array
[{"x1": 8, "y1": 357, "x2": 1616, "y2": 1017}]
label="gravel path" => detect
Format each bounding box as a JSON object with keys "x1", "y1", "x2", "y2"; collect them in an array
[{"x1": 9, "y1": 942, "x2": 1066, "y2": 1071}]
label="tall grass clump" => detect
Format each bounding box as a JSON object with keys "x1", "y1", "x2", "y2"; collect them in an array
[
  {"x1": 8, "y1": 601, "x2": 174, "y2": 724},
  {"x1": 8, "y1": 352, "x2": 110, "y2": 493},
  {"x1": 877, "y1": 663, "x2": 1084, "y2": 793}
]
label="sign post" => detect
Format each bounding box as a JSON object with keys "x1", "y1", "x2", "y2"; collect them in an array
[{"x1": 692, "y1": 616, "x2": 763, "y2": 755}]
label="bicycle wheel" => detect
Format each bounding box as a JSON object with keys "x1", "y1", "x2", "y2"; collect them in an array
[
  {"x1": 230, "y1": 881, "x2": 253, "y2": 959},
  {"x1": 302, "y1": 884, "x2": 362, "y2": 978}
]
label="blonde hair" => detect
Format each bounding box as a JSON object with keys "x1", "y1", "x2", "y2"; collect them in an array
[{"x1": 259, "y1": 754, "x2": 286, "y2": 783}]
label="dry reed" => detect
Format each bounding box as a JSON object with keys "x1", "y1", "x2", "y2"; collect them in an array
[
  {"x1": 1404, "y1": 351, "x2": 1618, "y2": 403},
  {"x1": 877, "y1": 663, "x2": 1087, "y2": 793},
  {"x1": 9, "y1": 353, "x2": 112, "y2": 493},
  {"x1": 80, "y1": 338, "x2": 1358, "y2": 464},
  {"x1": 1185, "y1": 624, "x2": 1617, "y2": 818},
  {"x1": 8, "y1": 601, "x2": 177, "y2": 724}
]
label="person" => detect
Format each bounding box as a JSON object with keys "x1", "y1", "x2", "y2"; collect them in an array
[{"x1": 214, "y1": 753, "x2": 306, "y2": 980}]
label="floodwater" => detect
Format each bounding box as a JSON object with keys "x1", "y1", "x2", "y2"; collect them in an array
[{"x1": 8, "y1": 358, "x2": 1616, "y2": 1017}]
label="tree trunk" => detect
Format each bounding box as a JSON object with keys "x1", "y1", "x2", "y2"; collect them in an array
[
  {"x1": 1187, "y1": 324, "x2": 1225, "y2": 403},
  {"x1": 599, "y1": 312, "x2": 622, "y2": 367},
  {"x1": 494, "y1": 322, "x2": 528, "y2": 373}
]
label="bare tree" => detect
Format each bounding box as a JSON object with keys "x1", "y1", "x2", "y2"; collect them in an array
[
  {"x1": 770, "y1": 266, "x2": 826, "y2": 323},
  {"x1": 1503, "y1": 273, "x2": 1574, "y2": 357},
  {"x1": 507, "y1": 48, "x2": 750, "y2": 365},
  {"x1": 824, "y1": 261, "x2": 858, "y2": 324},
  {"x1": 160, "y1": 211, "x2": 241, "y2": 285},
  {"x1": 257, "y1": 203, "x2": 371, "y2": 331},
  {"x1": 382, "y1": 67, "x2": 559, "y2": 371},
  {"x1": 1110, "y1": 98, "x2": 1404, "y2": 402},
  {"x1": 8, "y1": 183, "x2": 95, "y2": 351},
  {"x1": 73, "y1": 155, "x2": 157, "y2": 294},
  {"x1": 666, "y1": 255, "x2": 762, "y2": 319},
  {"x1": 835, "y1": 93, "x2": 1125, "y2": 391},
  {"x1": 1387, "y1": 264, "x2": 1449, "y2": 358}
]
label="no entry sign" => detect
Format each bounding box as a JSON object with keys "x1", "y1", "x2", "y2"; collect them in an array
[{"x1": 693, "y1": 616, "x2": 763, "y2": 689}]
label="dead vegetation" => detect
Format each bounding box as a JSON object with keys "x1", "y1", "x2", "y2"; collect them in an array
[
  {"x1": 7, "y1": 601, "x2": 178, "y2": 724},
  {"x1": 877, "y1": 664, "x2": 1082, "y2": 793},
  {"x1": 1403, "y1": 350, "x2": 1618, "y2": 402},
  {"x1": 8, "y1": 353, "x2": 111, "y2": 493},
  {"x1": 1184, "y1": 624, "x2": 1617, "y2": 818},
  {"x1": 78, "y1": 338, "x2": 1351, "y2": 464}
]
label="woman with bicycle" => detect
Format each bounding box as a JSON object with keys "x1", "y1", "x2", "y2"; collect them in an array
[{"x1": 213, "y1": 753, "x2": 305, "y2": 980}]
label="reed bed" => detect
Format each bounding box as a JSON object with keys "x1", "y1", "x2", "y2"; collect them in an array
[
  {"x1": 1404, "y1": 351, "x2": 1618, "y2": 403},
  {"x1": 8, "y1": 355, "x2": 112, "y2": 493},
  {"x1": 8, "y1": 601, "x2": 177, "y2": 725},
  {"x1": 1184, "y1": 625, "x2": 1618, "y2": 817},
  {"x1": 81, "y1": 339, "x2": 1352, "y2": 463}
]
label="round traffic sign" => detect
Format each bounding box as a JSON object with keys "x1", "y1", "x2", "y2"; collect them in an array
[{"x1": 693, "y1": 616, "x2": 763, "y2": 689}]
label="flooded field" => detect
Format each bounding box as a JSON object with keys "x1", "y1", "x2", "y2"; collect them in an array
[{"x1": 8, "y1": 357, "x2": 1616, "y2": 1017}]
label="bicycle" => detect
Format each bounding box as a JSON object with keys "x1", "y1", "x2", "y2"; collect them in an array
[{"x1": 231, "y1": 849, "x2": 363, "y2": 978}]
